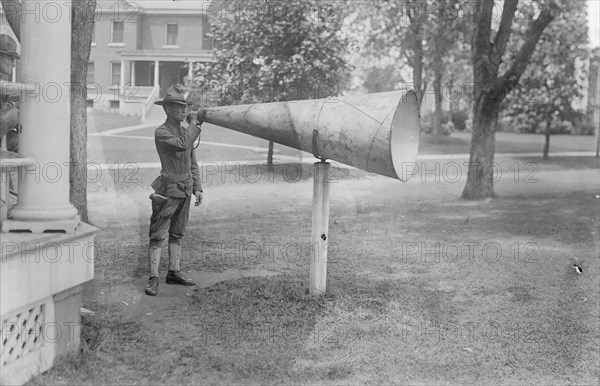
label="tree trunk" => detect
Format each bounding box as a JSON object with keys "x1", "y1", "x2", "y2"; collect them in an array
[
  {"x1": 267, "y1": 140, "x2": 274, "y2": 170},
  {"x1": 409, "y1": 14, "x2": 425, "y2": 110},
  {"x1": 70, "y1": 0, "x2": 96, "y2": 223},
  {"x1": 432, "y1": 69, "x2": 443, "y2": 135},
  {"x1": 462, "y1": 93, "x2": 498, "y2": 199},
  {"x1": 543, "y1": 117, "x2": 551, "y2": 159}
]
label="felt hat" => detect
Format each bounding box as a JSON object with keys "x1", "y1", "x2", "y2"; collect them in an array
[{"x1": 154, "y1": 85, "x2": 191, "y2": 106}]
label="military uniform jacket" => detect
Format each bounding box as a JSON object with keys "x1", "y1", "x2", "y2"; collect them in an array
[{"x1": 151, "y1": 118, "x2": 202, "y2": 198}]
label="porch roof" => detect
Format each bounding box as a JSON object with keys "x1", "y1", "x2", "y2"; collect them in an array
[
  {"x1": 126, "y1": 1, "x2": 204, "y2": 14},
  {"x1": 119, "y1": 50, "x2": 213, "y2": 62}
]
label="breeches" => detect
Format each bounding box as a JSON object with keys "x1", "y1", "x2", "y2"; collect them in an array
[{"x1": 148, "y1": 196, "x2": 191, "y2": 247}]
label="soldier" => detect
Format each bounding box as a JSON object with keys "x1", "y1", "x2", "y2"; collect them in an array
[
  {"x1": 145, "y1": 85, "x2": 206, "y2": 296},
  {"x1": 0, "y1": 33, "x2": 20, "y2": 151}
]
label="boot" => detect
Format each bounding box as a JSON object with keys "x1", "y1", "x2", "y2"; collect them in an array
[
  {"x1": 145, "y1": 276, "x2": 159, "y2": 296},
  {"x1": 148, "y1": 246, "x2": 161, "y2": 277},
  {"x1": 145, "y1": 246, "x2": 161, "y2": 296},
  {"x1": 168, "y1": 243, "x2": 181, "y2": 272},
  {"x1": 166, "y1": 243, "x2": 195, "y2": 285},
  {"x1": 166, "y1": 270, "x2": 196, "y2": 286}
]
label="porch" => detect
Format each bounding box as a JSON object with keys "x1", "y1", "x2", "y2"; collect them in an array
[{"x1": 113, "y1": 51, "x2": 211, "y2": 120}]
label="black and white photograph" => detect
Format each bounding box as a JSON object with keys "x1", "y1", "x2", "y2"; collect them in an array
[{"x1": 0, "y1": 0, "x2": 598, "y2": 384}]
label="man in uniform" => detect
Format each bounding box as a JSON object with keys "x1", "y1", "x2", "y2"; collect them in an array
[
  {"x1": 0, "y1": 33, "x2": 20, "y2": 216},
  {"x1": 0, "y1": 33, "x2": 20, "y2": 151},
  {"x1": 145, "y1": 85, "x2": 206, "y2": 296}
]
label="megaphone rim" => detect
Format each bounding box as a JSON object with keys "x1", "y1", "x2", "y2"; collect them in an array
[{"x1": 390, "y1": 90, "x2": 421, "y2": 182}]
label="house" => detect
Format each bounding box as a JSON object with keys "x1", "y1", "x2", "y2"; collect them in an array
[
  {"x1": 88, "y1": 0, "x2": 212, "y2": 119},
  {"x1": 1, "y1": 1, "x2": 97, "y2": 384}
]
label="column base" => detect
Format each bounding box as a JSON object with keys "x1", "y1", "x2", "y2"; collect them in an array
[{"x1": 2, "y1": 215, "x2": 80, "y2": 233}]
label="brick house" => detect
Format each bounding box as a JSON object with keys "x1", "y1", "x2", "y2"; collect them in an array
[{"x1": 88, "y1": 0, "x2": 212, "y2": 119}]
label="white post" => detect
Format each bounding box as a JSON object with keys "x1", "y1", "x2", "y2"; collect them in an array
[
  {"x1": 7, "y1": 0, "x2": 79, "y2": 230},
  {"x1": 310, "y1": 161, "x2": 330, "y2": 295}
]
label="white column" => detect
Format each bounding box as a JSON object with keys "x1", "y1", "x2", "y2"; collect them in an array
[
  {"x1": 10, "y1": 0, "x2": 78, "y2": 225},
  {"x1": 131, "y1": 61, "x2": 136, "y2": 86},
  {"x1": 120, "y1": 60, "x2": 125, "y2": 95},
  {"x1": 187, "y1": 61, "x2": 193, "y2": 80},
  {"x1": 154, "y1": 60, "x2": 160, "y2": 88}
]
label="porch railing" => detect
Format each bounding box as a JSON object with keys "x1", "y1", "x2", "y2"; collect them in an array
[{"x1": 0, "y1": 80, "x2": 37, "y2": 224}]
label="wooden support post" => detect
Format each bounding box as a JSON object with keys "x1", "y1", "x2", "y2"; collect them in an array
[{"x1": 310, "y1": 161, "x2": 330, "y2": 295}]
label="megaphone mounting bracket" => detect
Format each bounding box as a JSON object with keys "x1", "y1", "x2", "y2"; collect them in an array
[{"x1": 312, "y1": 129, "x2": 326, "y2": 162}]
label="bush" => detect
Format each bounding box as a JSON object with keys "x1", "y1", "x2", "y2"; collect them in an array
[
  {"x1": 441, "y1": 121, "x2": 454, "y2": 136},
  {"x1": 571, "y1": 116, "x2": 597, "y2": 135},
  {"x1": 450, "y1": 108, "x2": 469, "y2": 131},
  {"x1": 420, "y1": 110, "x2": 451, "y2": 134},
  {"x1": 420, "y1": 108, "x2": 470, "y2": 133}
]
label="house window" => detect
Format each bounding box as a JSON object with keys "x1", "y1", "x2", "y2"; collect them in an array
[
  {"x1": 111, "y1": 21, "x2": 124, "y2": 44},
  {"x1": 165, "y1": 23, "x2": 178, "y2": 46},
  {"x1": 87, "y1": 62, "x2": 94, "y2": 84},
  {"x1": 110, "y1": 62, "x2": 121, "y2": 86}
]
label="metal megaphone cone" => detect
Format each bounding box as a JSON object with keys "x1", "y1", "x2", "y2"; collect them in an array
[{"x1": 201, "y1": 90, "x2": 420, "y2": 181}]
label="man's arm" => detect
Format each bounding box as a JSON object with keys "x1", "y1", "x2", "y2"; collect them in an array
[
  {"x1": 191, "y1": 148, "x2": 203, "y2": 206},
  {"x1": 155, "y1": 123, "x2": 201, "y2": 151},
  {"x1": 191, "y1": 145, "x2": 202, "y2": 193}
]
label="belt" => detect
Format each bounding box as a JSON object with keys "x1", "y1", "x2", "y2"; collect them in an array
[{"x1": 160, "y1": 171, "x2": 191, "y2": 183}]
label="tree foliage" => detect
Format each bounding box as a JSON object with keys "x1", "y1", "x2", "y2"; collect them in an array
[
  {"x1": 502, "y1": 1, "x2": 588, "y2": 157},
  {"x1": 346, "y1": 0, "x2": 470, "y2": 134},
  {"x1": 187, "y1": 0, "x2": 351, "y2": 107}
]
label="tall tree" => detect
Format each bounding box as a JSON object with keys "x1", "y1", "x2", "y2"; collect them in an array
[
  {"x1": 1, "y1": 0, "x2": 96, "y2": 221},
  {"x1": 462, "y1": 0, "x2": 557, "y2": 199},
  {"x1": 188, "y1": 0, "x2": 350, "y2": 164},
  {"x1": 69, "y1": 0, "x2": 96, "y2": 222},
  {"x1": 428, "y1": 0, "x2": 469, "y2": 135},
  {"x1": 355, "y1": 0, "x2": 428, "y2": 107},
  {"x1": 348, "y1": 0, "x2": 469, "y2": 134},
  {"x1": 503, "y1": 1, "x2": 589, "y2": 158}
]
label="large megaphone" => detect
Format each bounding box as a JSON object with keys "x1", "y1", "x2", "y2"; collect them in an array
[{"x1": 202, "y1": 90, "x2": 421, "y2": 181}]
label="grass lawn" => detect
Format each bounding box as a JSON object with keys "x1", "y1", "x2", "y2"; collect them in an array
[
  {"x1": 29, "y1": 112, "x2": 597, "y2": 385},
  {"x1": 419, "y1": 131, "x2": 597, "y2": 155},
  {"x1": 30, "y1": 168, "x2": 599, "y2": 384},
  {"x1": 88, "y1": 111, "x2": 142, "y2": 132}
]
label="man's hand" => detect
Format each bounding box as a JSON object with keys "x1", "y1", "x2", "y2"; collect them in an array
[
  {"x1": 194, "y1": 190, "x2": 203, "y2": 206},
  {"x1": 196, "y1": 109, "x2": 207, "y2": 124},
  {"x1": 186, "y1": 109, "x2": 207, "y2": 125},
  {"x1": 186, "y1": 111, "x2": 196, "y2": 124}
]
